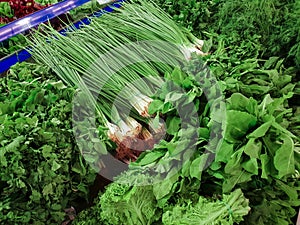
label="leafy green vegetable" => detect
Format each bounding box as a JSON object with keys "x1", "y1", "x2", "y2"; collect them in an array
[
  {"x1": 72, "y1": 203, "x2": 103, "y2": 225},
  {"x1": 162, "y1": 189, "x2": 250, "y2": 225},
  {"x1": 224, "y1": 110, "x2": 257, "y2": 143},
  {"x1": 153, "y1": 0, "x2": 300, "y2": 68},
  {"x1": 130, "y1": 57, "x2": 299, "y2": 224},
  {"x1": 2, "y1": 1, "x2": 298, "y2": 225},
  {"x1": 99, "y1": 172, "x2": 161, "y2": 225},
  {"x1": 0, "y1": 2, "x2": 13, "y2": 18},
  {"x1": 0, "y1": 62, "x2": 96, "y2": 224},
  {"x1": 274, "y1": 134, "x2": 295, "y2": 178}
]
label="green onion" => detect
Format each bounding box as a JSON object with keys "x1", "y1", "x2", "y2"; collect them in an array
[{"x1": 28, "y1": 0, "x2": 206, "y2": 161}]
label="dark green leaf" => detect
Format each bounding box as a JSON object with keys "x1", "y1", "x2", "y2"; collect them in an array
[
  {"x1": 224, "y1": 110, "x2": 257, "y2": 142},
  {"x1": 247, "y1": 119, "x2": 273, "y2": 139}
]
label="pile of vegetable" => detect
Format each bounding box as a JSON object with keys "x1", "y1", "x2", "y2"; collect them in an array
[
  {"x1": 152, "y1": 0, "x2": 300, "y2": 68},
  {"x1": 0, "y1": 0, "x2": 299, "y2": 224},
  {"x1": 0, "y1": 62, "x2": 97, "y2": 224},
  {"x1": 71, "y1": 56, "x2": 300, "y2": 224},
  {"x1": 29, "y1": 0, "x2": 207, "y2": 166}
]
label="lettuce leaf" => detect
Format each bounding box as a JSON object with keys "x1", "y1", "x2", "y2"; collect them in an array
[
  {"x1": 99, "y1": 173, "x2": 161, "y2": 225},
  {"x1": 162, "y1": 189, "x2": 250, "y2": 225}
]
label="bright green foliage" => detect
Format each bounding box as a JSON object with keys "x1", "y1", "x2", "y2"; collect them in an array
[
  {"x1": 224, "y1": 110, "x2": 257, "y2": 143},
  {"x1": 162, "y1": 189, "x2": 250, "y2": 225},
  {"x1": 213, "y1": 0, "x2": 300, "y2": 66},
  {"x1": 130, "y1": 58, "x2": 300, "y2": 224},
  {"x1": 99, "y1": 172, "x2": 161, "y2": 225},
  {"x1": 0, "y1": 2, "x2": 13, "y2": 18},
  {"x1": 1, "y1": 1, "x2": 299, "y2": 224},
  {"x1": 149, "y1": 0, "x2": 215, "y2": 36},
  {"x1": 0, "y1": 34, "x2": 26, "y2": 58},
  {"x1": 153, "y1": 0, "x2": 300, "y2": 68},
  {"x1": 77, "y1": 171, "x2": 250, "y2": 225},
  {"x1": 0, "y1": 62, "x2": 96, "y2": 224}
]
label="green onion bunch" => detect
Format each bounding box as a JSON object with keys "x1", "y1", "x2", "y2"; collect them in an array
[{"x1": 29, "y1": 0, "x2": 205, "y2": 162}]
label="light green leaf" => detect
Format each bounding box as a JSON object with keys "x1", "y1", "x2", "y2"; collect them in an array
[
  {"x1": 148, "y1": 99, "x2": 164, "y2": 114},
  {"x1": 51, "y1": 118, "x2": 61, "y2": 125},
  {"x1": 276, "y1": 180, "x2": 298, "y2": 200},
  {"x1": 228, "y1": 93, "x2": 250, "y2": 111},
  {"x1": 4, "y1": 135, "x2": 25, "y2": 152},
  {"x1": 94, "y1": 141, "x2": 107, "y2": 154},
  {"x1": 215, "y1": 141, "x2": 234, "y2": 163},
  {"x1": 153, "y1": 174, "x2": 179, "y2": 200},
  {"x1": 198, "y1": 127, "x2": 210, "y2": 139},
  {"x1": 165, "y1": 92, "x2": 184, "y2": 103},
  {"x1": 51, "y1": 160, "x2": 61, "y2": 171},
  {"x1": 134, "y1": 150, "x2": 165, "y2": 166},
  {"x1": 190, "y1": 154, "x2": 210, "y2": 180},
  {"x1": 51, "y1": 204, "x2": 62, "y2": 211},
  {"x1": 166, "y1": 117, "x2": 181, "y2": 135},
  {"x1": 260, "y1": 153, "x2": 271, "y2": 179},
  {"x1": 30, "y1": 189, "x2": 42, "y2": 203},
  {"x1": 274, "y1": 134, "x2": 295, "y2": 178},
  {"x1": 224, "y1": 148, "x2": 243, "y2": 175},
  {"x1": 42, "y1": 145, "x2": 53, "y2": 159},
  {"x1": 244, "y1": 138, "x2": 262, "y2": 158},
  {"x1": 162, "y1": 102, "x2": 174, "y2": 114},
  {"x1": 43, "y1": 183, "x2": 53, "y2": 196},
  {"x1": 264, "y1": 57, "x2": 279, "y2": 69},
  {"x1": 242, "y1": 158, "x2": 258, "y2": 175},
  {"x1": 48, "y1": 80, "x2": 67, "y2": 90},
  {"x1": 170, "y1": 67, "x2": 186, "y2": 84},
  {"x1": 83, "y1": 154, "x2": 97, "y2": 164},
  {"x1": 0, "y1": 149, "x2": 7, "y2": 167}
]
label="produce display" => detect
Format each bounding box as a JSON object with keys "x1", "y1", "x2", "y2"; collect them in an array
[
  {"x1": 0, "y1": 62, "x2": 97, "y2": 224},
  {"x1": 0, "y1": 0, "x2": 299, "y2": 224}
]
